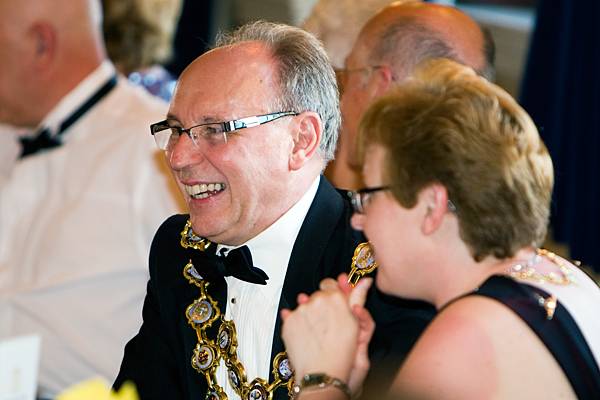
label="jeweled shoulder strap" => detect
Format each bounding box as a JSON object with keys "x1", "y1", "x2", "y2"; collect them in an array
[{"x1": 473, "y1": 276, "x2": 600, "y2": 398}]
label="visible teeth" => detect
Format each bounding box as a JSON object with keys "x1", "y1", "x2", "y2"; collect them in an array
[{"x1": 185, "y1": 182, "x2": 226, "y2": 199}]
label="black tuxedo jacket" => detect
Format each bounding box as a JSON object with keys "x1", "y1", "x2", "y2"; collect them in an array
[{"x1": 114, "y1": 177, "x2": 435, "y2": 399}]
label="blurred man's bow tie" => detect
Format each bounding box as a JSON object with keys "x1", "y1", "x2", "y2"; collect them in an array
[
  {"x1": 19, "y1": 128, "x2": 60, "y2": 158},
  {"x1": 19, "y1": 74, "x2": 117, "y2": 158}
]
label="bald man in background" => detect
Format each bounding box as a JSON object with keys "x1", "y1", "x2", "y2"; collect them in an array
[
  {"x1": 328, "y1": 1, "x2": 495, "y2": 189},
  {"x1": 0, "y1": 0, "x2": 183, "y2": 396}
]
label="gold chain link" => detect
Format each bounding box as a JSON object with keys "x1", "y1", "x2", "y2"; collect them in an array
[{"x1": 180, "y1": 221, "x2": 295, "y2": 400}]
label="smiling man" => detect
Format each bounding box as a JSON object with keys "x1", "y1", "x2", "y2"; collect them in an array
[
  {"x1": 114, "y1": 21, "x2": 433, "y2": 400},
  {"x1": 164, "y1": 40, "x2": 325, "y2": 246}
]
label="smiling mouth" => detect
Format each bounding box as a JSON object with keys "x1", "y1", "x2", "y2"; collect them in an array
[{"x1": 184, "y1": 182, "x2": 226, "y2": 199}]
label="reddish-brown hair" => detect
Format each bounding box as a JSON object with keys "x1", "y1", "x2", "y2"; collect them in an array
[{"x1": 358, "y1": 59, "x2": 553, "y2": 261}]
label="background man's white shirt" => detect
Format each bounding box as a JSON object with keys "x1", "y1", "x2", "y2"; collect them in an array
[{"x1": 0, "y1": 62, "x2": 184, "y2": 397}]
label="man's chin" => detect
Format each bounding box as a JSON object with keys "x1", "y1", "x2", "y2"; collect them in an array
[
  {"x1": 189, "y1": 216, "x2": 220, "y2": 240},
  {"x1": 189, "y1": 217, "x2": 243, "y2": 246}
]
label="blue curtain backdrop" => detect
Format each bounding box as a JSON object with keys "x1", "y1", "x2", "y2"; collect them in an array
[
  {"x1": 167, "y1": 0, "x2": 215, "y2": 77},
  {"x1": 520, "y1": 0, "x2": 600, "y2": 271}
]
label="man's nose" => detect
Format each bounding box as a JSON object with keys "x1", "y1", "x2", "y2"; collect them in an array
[{"x1": 168, "y1": 133, "x2": 203, "y2": 170}]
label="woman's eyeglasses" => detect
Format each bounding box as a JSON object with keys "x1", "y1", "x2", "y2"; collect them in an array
[{"x1": 348, "y1": 186, "x2": 457, "y2": 215}]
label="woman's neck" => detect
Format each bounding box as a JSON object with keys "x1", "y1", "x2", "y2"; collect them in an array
[{"x1": 427, "y1": 246, "x2": 537, "y2": 309}]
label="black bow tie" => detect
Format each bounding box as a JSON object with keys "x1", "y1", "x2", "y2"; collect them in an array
[
  {"x1": 20, "y1": 128, "x2": 60, "y2": 158},
  {"x1": 19, "y1": 75, "x2": 117, "y2": 158},
  {"x1": 210, "y1": 245, "x2": 269, "y2": 285}
]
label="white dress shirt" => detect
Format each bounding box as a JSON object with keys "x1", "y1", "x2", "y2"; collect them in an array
[
  {"x1": 0, "y1": 124, "x2": 22, "y2": 186},
  {"x1": 215, "y1": 176, "x2": 320, "y2": 399},
  {"x1": 0, "y1": 61, "x2": 184, "y2": 398}
]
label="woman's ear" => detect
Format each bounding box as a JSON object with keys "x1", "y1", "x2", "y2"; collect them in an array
[
  {"x1": 421, "y1": 183, "x2": 451, "y2": 235},
  {"x1": 289, "y1": 111, "x2": 322, "y2": 170}
]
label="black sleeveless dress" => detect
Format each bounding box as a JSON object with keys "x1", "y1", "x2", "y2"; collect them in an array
[{"x1": 463, "y1": 276, "x2": 600, "y2": 399}]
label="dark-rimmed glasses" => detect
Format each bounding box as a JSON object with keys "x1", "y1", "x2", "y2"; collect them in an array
[
  {"x1": 348, "y1": 186, "x2": 390, "y2": 214},
  {"x1": 348, "y1": 186, "x2": 458, "y2": 214},
  {"x1": 150, "y1": 111, "x2": 298, "y2": 151}
]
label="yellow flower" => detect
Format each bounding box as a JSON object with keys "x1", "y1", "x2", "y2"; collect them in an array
[{"x1": 56, "y1": 378, "x2": 139, "y2": 400}]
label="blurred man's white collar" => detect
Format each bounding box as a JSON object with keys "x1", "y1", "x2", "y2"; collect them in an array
[
  {"x1": 37, "y1": 61, "x2": 116, "y2": 139},
  {"x1": 0, "y1": 124, "x2": 24, "y2": 185}
]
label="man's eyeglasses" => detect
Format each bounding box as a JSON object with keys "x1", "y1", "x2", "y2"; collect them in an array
[
  {"x1": 348, "y1": 186, "x2": 458, "y2": 215},
  {"x1": 150, "y1": 111, "x2": 298, "y2": 151}
]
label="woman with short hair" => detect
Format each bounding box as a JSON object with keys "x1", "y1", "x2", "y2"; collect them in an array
[{"x1": 282, "y1": 59, "x2": 600, "y2": 399}]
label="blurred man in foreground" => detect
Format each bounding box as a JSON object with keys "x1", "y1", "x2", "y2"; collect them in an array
[{"x1": 0, "y1": 0, "x2": 182, "y2": 396}]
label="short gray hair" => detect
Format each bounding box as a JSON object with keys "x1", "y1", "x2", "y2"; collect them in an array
[{"x1": 216, "y1": 21, "x2": 340, "y2": 163}]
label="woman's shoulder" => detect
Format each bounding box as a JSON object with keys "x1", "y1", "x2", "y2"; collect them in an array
[
  {"x1": 391, "y1": 295, "x2": 514, "y2": 397},
  {"x1": 391, "y1": 289, "x2": 574, "y2": 398},
  {"x1": 408, "y1": 291, "x2": 530, "y2": 362}
]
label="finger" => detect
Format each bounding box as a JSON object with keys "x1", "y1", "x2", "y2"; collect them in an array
[
  {"x1": 352, "y1": 305, "x2": 375, "y2": 340},
  {"x1": 337, "y1": 273, "x2": 353, "y2": 296},
  {"x1": 319, "y1": 278, "x2": 338, "y2": 291},
  {"x1": 348, "y1": 277, "x2": 373, "y2": 307},
  {"x1": 280, "y1": 308, "x2": 291, "y2": 320},
  {"x1": 296, "y1": 293, "x2": 310, "y2": 304}
]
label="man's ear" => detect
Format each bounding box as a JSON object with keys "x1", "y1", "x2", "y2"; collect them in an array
[
  {"x1": 421, "y1": 183, "x2": 451, "y2": 235},
  {"x1": 371, "y1": 65, "x2": 394, "y2": 97},
  {"x1": 289, "y1": 111, "x2": 322, "y2": 170},
  {"x1": 30, "y1": 22, "x2": 56, "y2": 71}
]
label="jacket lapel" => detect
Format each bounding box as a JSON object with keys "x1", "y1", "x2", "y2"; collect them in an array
[
  {"x1": 165, "y1": 216, "x2": 229, "y2": 398},
  {"x1": 277, "y1": 177, "x2": 345, "y2": 311},
  {"x1": 269, "y1": 177, "x2": 351, "y2": 398}
]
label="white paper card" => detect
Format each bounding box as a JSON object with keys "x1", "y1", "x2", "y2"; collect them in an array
[{"x1": 0, "y1": 335, "x2": 41, "y2": 400}]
